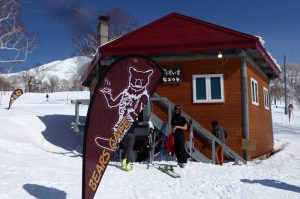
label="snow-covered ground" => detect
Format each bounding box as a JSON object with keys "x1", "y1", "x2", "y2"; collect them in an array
[{"x1": 1, "y1": 91, "x2": 300, "y2": 199}]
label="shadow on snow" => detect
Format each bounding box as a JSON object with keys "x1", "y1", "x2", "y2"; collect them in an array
[
  {"x1": 38, "y1": 114, "x2": 85, "y2": 155},
  {"x1": 241, "y1": 179, "x2": 300, "y2": 193},
  {"x1": 23, "y1": 184, "x2": 67, "y2": 199},
  {"x1": 273, "y1": 125, "x2": 300, "y2": 135}
]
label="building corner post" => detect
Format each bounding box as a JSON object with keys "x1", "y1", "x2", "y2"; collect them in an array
[{"x1": 240, "y1": 50, "x2": 250, "y2": 161}]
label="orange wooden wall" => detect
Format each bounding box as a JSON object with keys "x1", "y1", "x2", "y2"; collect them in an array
[
  {"x1": 153, "y1": 57, "x2": 273, "y2": 159},
  {"x1": 247, "y1": 64, "x2": 273, "y2": 158}
]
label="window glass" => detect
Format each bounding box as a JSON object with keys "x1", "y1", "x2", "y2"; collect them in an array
[
  {"x1": 251, "y1": 81, "x2": 255, "y2": 101},
  {"x1": 211, "y1": 76, "x2": 221, "y2": 99},
  {"x1": 196, "y1": 77, "x2": 206, "y2": 100},
  {"x1": 263, "y1": 87, "x2": 269, "y2": 109},
  {"x1": 192, "y1": 74, "x2": 224, "y2": 103},
  {"x1": 251, "y1": 78, "x2": 259, "y2": 106},
  {"x1": 255, "y1": 83, "x2": 258, "y2": 102}
]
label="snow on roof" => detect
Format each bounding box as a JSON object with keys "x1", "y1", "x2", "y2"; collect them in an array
[{"x1": 256, "y1": 35, "x2": 282, "y2": 72}]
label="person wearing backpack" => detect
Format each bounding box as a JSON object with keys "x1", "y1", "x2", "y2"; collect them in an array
[{"x1": 211, "y1": 121, "x2": 228, "y2": 165}]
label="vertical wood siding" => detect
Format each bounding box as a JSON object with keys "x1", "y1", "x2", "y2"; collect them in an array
[
  {"x1": 153, "y1": 58, "x2": 273, "y2": 159},
  {"x1": 247, "y1": 64, "x2": 273, "y2": 158}
]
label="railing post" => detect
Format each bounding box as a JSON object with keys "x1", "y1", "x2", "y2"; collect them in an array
[
  {"x1": 189, "y1": 119, "x2": 193, "y2": 158},
  {"x1": 151, "y1": 129, "x2": 156, "y2": 162},
  {"x1": 167, "y1": 103, "x2": 172, "y2": 133},
  {"x1": 212, "y1": 139, "x2": 216, "y2": 164},
  {"x1": 144, "y1": 100, "x2": 151, "y2": 121},
  {"x1": 148, "y1": 131, "x2": 153, "y2": 163},
  {"x1": 75, "y1": 102, "x2": 80, "y2": 125},
  {"x1": 234, "y1": 157, "x2": 238, "y2": 165}
]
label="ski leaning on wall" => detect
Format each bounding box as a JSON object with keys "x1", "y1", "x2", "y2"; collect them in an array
[{"x1": 82, "y1": 55, "x2": 162, "y2": 199}]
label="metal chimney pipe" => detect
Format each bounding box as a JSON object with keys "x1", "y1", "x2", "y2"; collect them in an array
[{"x1": 98, "y1": 16, "x2": 109, "y2": 45}]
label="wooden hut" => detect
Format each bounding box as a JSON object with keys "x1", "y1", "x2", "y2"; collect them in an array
[{"x1": 82, "y1": 12, "x2": 281, "y2": 162}]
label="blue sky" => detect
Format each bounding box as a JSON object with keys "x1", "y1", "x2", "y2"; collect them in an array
[{"x1": 9, "y1": 0, "x2": 300, "y2": 71}]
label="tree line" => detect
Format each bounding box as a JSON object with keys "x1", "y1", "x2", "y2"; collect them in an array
[
  {"x1": 270, "y1": 64, "x2": 300, "y2": 106},
  {"x1": 0, "y1": 57, "x2": 89, "y2": 92}
]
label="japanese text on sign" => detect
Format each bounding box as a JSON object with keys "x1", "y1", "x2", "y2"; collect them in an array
[{"x1": 162, "y1": 67, "x2": 182, "y2": 84}]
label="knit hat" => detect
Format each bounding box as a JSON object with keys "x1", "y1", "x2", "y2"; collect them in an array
[{"x1": 174, "y1": 104, "x2": 182, "y2": 111}]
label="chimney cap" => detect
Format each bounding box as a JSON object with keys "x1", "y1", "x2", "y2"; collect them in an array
[{"x1": 98, "y1": 15, "x2": 109, "y2": 21}]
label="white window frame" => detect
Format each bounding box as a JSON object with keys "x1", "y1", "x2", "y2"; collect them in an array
[
  {"x1": 263, "y1": 87, "x2": 269, "y2": 110},
  {"x1": 251, "y1": 78, "x2": 259, "y2": 106},
  {"x1": 192, "y1": 74, "x2": 224, "y2": 103}
]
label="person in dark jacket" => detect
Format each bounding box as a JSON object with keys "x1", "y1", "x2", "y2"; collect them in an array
[
  {"x1": 171, "y1": 104, "x2": 188, "y2": 168},
  {"x1": 211, "y1": 121, "x2": 228, "y2": 165},
  {"x1": 121, "y1": 119, "x2": 138, "y2": 171}
]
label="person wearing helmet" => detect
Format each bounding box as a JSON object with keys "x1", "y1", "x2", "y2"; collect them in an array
[{"x1": 171, "y1": 104, "x2": 188, "y2": 168}]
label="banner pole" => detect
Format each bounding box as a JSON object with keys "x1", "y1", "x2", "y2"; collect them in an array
[{"x1": 0, "y1": 90, "x2": 2, "y2": 107}]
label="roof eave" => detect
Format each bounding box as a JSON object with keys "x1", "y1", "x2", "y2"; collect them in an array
[{"x1": 255, "y1": 41, "x2": 281, "y2": 78}]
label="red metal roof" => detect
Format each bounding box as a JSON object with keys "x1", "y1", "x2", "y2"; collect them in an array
[
  {"x1": 83, "y1": 12, "x2": 281, "y2": 83},
  {"x1": 100, "y1": 12, "x2": 261, "y2": 56}
]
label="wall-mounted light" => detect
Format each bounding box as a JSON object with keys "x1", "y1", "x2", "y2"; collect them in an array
[{"x1": 217, "y1": 51, "x2": 223, "y2": 59}]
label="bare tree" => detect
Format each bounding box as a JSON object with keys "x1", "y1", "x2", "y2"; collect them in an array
[
  {"x1": 72, "y1": 30, "x2": 98, "y2": 56},
  {"x1": 20, "y1": 70, "x2": 34, "y2": 92},
  {"x1": 0, "y1": 0, "x2": 37, "y2": 66},
  {"x1": 0, "y1": 75, "x2": 12, "y2": 90},
  {"x1": 270, "y1": 76, "x2": 284, "y2": 105},
  {"x1": 285, "y1": 64, "x2": 300, "y2": 103},
  {"x1": 20, "y1": 64, "x2": 49, "y2": 92},
  {"x1": 71, "y1": 7, "x2": 138, "y2": 56},
  {"x1": 38, "y1": 81, "x2": 50, "y2": 93},
  {"x1": 270, "y1": 64, "x2": 300, "y2": 105},
  {"x1": 59, "y1": 79, "x2": 71, "y2": 91},
  {"x1": 294, "y1": 84, "x2": 300, "y2": 105},
  {"x1": 68, "y1": 72, "x2": 84, "y2": 91},
  {"x1": 47, "y1": 75, "x2": 60, "y2": 92},
  {"x1": 105, "y1": 7, "x2": 138, "y2": 40}
]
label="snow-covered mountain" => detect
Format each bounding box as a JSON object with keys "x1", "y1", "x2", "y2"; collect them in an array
[
  {"x1": 1, "y1": 56, "x2": 92, "y2": 91},
  {"x1": 6, "y1": 56, "x2": 91, "y2": 80},
  {"x1": 44, "y1": 56, "x2": 91, "y2": 80}
]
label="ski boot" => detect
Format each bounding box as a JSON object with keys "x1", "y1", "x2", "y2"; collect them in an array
[
  {"x1": 121, "y1": 159, "x2": 133, "y2": 171},
  {"x1": 121, "y1": 158, "x2": 127, "y2": 170},
  {"x1": 125, "y1": 163, "x2": 133, "y2": 171},
  {"x1": 178, "y1": 163, "x2": 186, "y2": 168}
]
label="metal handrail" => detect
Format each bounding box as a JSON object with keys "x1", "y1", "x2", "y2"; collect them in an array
[
  {"x1": 70, "y1": 99, "x2": 90, "y2": 133},
  {"x1": 151, "y1": 93, "x2": 246, "y2": 164}
]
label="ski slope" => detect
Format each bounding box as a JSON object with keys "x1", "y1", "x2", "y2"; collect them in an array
[{"x1": 0, "y1": 91, "x2": 300, "y2": 199}]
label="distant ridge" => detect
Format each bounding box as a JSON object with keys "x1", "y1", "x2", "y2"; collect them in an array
[{"x1": 3, "y1": 56, "x2": 91, "y2": 80}]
